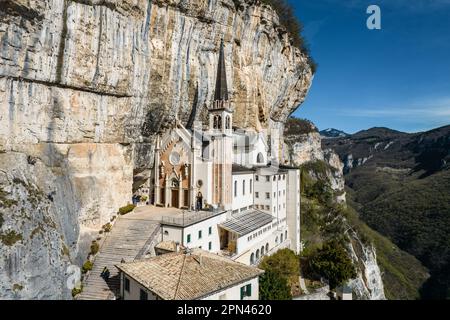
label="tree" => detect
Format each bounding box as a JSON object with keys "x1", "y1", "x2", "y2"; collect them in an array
[
  {"x1": 259, "y1": 248, "x2": 300, "y2": 285},
  {"x1": 309, "y1": 240, "x2": 357, "y2": 289},
  {"x1": 259, "y1": 269, "x2": 292, "y2": 300}
]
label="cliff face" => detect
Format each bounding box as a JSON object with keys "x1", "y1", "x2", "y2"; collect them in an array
[
  {"x1": 0, "y1": 0, "x2": 312, "y2": 299},
  {"x1": 283, "y1": 123, "x2": 386, "y2": 300}
]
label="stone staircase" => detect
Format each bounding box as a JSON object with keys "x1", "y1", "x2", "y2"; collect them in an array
[{"x1": 77, "y1": 214, "x2": 160, "y2": 300}]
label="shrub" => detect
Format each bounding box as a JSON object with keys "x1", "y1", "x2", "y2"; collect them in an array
[
  {"x1": 0, "y1": 230, "x2": 23, "y2": 246},
  {"x1": 90, "y1": 241, "x2": 99, "y2": 255},
  {"x1": 102, "y1": 223, "x2": 112, "y2": 233},
  {"x1": 119, "y1": 204, "x2": 136, "y2": 215},
  {"x1": 309, "y1": 240, "x2": 357, "y2": 290},
  {"x1": 285, "y1": 117, "x2": 317, "y2": 136},
  {"x1": 81, "y1": 261, "x2": 93, "y2": 274},
  {"x1": 71, "y1": 286, "x2": 83, "y2": 297},
  {"x1": 259, "y1": 269, "x2": 292, "y2": 300},
  {"x1": 259, "y1": 248, "x2": 300, "y2": 286}
]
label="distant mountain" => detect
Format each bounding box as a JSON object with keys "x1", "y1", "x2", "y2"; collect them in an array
[
  {"x1": 323, "y1": 125, "x2": 450, "y2": 299},
  {"x1": 320, "y1": 128, "x2": 349, "y2": 139}
]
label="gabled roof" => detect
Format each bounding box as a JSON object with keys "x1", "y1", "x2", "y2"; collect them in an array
[
  {"x1": 219, "y1": 210, "x2": 274, "y2": 236},
  {"x1": 116, "y1": 249, "x2": 263, "y2": 300}
]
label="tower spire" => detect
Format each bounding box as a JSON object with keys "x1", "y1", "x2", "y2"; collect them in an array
[{"x1": 214, "y1": 39, "x2": 229, "y2": 101}]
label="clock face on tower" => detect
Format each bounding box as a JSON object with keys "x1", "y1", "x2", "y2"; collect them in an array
[{"x1": 169, "y1": 151, "x2": 181, "y2": 166}]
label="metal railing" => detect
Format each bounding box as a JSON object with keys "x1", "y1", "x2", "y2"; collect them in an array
[{"x1": 161, "y1": 209, "x2": 223, "y2": 226}]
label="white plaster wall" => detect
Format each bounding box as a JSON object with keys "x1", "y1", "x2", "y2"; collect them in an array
[
  {"x1": 232, "y1": 173, "x2": 254, "y2": 211},
  {"x1": 286, "y1": 169, "x2": 301, "y2": 254},
  {"x1": 202, "y1": 277, "x2": 259, "y2": 300},
  {"x1": 120, "y1": 273, "x2": 158, "y2": 300},
  {"x1": 182, "y1": 213, "x2": 228, "y2": 252}
]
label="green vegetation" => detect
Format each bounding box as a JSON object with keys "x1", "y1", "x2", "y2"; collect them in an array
[
  {"x1": 0, "y1": 187, "x2": 18, "y2": 208},
  {"x1": 284, "y1": 117, "x2": 317, "y2": 136},
  {"x1": 102, "y1": 223, "x2": 112, "y2": 233},
  {"x1": 308, "y1": 240, "x2": 357, "y2": 290},
  {"x1": 300, "y1": 160, "x2": 429, "y2": 299},
  {"x1": 346, "y1": 168, "x2": 450, "y2": 299},
  {"x1": 90, "y1": 241, "x2": 99, "y2": 255},
  {"x1": 72, "y1": 285, "x2": 83, "y2": 297},
  {"x1": 258, "y1": 249, "x2": 299, "y2": 299},
  {"x1": 0, "y1": 230, "x2": 23, "y2": 246},
  {"x1": 259, "y1": 269, "x2": 292, "y2": 300},
  {"x1": 256, "y1": 0, "x2": 317, "y2": 73},
  {"x1": 259, "y1": 248, "x2": 300, "y2": 286},
  {"x1": 81, "y1": 261, "x2": 93, "y2": 274},
  {"x1": 12, "y1": 284, "x2": 24, "y2": 291},
  {"x1": 119, "y1": 204, "x2": 136, "y2": 215}
]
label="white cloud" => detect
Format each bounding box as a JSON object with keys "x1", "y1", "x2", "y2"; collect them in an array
[{"x1": 338, "y1": 97, "x2": 450, "y2": 120}]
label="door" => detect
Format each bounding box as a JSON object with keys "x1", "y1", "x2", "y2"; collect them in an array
[
  {"x1": 171, "y1": 189, "x2": 179, "y2": 208},
  {"x1": 183, "y1": 190, "x2": 189, "y2": 207}
]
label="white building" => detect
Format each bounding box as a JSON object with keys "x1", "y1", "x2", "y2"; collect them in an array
[
  {"x1": 115, "y1": 248, "x2": 263, "y2": 300},
  {"x1": 140, "y1": 39, "x2": 301, "y2": 269}
]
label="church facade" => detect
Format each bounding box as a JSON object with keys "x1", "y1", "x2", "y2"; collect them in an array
[{"x1": 146, "y1": 40, "x2": 301, "y2": 265}]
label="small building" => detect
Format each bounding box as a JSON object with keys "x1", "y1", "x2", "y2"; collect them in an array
[
  {"x1": 154, "y1": 240, "x2": 184, "y2": 256},
  {"x1": 336, "y1": 285, "x2": 353, "y2": 300},
  {"x1": 115, "y1": 248, "x2": 263, "y2": 300}
]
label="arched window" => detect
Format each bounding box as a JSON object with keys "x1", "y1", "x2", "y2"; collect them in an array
[
  {"x1": 217, "y1": 116, "x2": 222, "y2": 129},
  {"x1": 242, "y1": 180, "x2": 245, "y2": 195},
  {"x1": 256, "y1": 249, "x2": 260, "y2": 260},
  {"x1": 261, "y1": 246, "x2": 265, "y2": 256},
  {"x1": 265, "y1": 243, "x2": 269, "y2": 253},
  {"x1": 213, "y1": 115, "x2": 218, "y2": 129},
  {"x1": 285, "y1": 230, "x2": 288, "y2": 240},
  {"x1": 225, "y1": 116, "x2": 230, "y2": 129},
  {"x1": 234, "y1": 180, "x2": 237, "y2": 197},
  {"x1": 250, "y1": 253, "x2": 255, "y2": 265},
  {"x1": 256, "y1": 152, "x2": 264, "y2": 164},
  {"x1": 250, "y1": 179, "x2": 253, "y2": 193},
  {"x1": 280, "y1": 233, "x2": 284, "y2": 243}
]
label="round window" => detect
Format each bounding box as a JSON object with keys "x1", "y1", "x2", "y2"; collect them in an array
[{"x1": 169, "y1": 151, "x2": 181, "y2": 165}]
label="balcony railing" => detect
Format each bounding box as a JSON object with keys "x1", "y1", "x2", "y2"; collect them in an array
[{"x1": 161, "y1": 209, "x2": 223, "y2": 227}]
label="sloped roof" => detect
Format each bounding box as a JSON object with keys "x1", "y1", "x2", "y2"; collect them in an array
[
  {"x1": 219, "y1": 210, "x2": 274, "y2": 236},
  {"x1": 115, "y1": 249, "x2": 263, "y2": 300}
]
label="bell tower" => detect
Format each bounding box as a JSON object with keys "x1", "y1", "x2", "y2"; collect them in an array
[{"x1": 209, "y1": 39, "x2": 233, "y2": 210}]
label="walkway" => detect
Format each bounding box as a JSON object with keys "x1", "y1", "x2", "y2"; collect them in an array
[{"x1": 77, "y1": 211, "x2": 161, "y2": 300}]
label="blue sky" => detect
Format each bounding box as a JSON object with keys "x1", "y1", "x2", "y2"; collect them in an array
[{"x1": 290, "y1": 0, "x2": 450, "y2": 133}]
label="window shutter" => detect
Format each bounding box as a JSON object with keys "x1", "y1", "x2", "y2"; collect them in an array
[
  {"x1": 240, "y1": 286, "x2": 245, "y2": 300},
  {"x1": 246, "y1": 284, "x2": 252, "y2": 297}
]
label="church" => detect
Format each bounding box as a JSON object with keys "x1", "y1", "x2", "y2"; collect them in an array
[{"x1": 145, "y1": 40, "x2": 301, "y2": 266}]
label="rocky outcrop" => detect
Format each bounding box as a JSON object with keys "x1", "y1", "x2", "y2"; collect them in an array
[
  {"x1": 283, "y1": 129, "x2": 346, "y2": 202},
  {"x1": 0, "y1": 0, "x2": 313, "y2": 299},
  {"x1": 283, "y1": 122, "x2": 386, "y2": 300}
]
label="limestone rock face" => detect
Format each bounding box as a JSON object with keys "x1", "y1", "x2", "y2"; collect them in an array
[
  {"x1": 0, "y1": 0, "x2": 312, "y2": 298},
  {"x1": 283, "y1": 130, "x2": 346, "y2": 202},
  {"x1": 283, "y1": 127, "x2": 386, "y2": 300}
]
